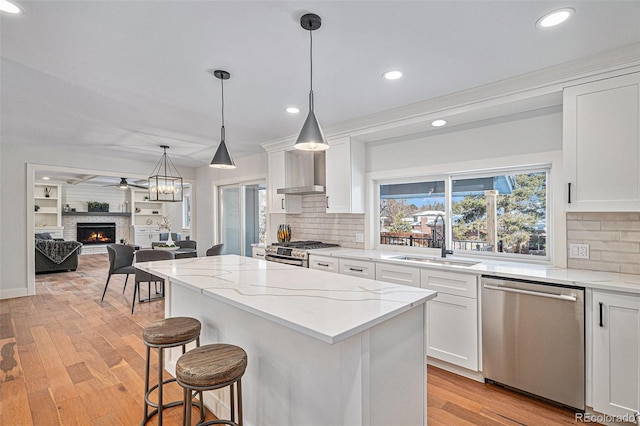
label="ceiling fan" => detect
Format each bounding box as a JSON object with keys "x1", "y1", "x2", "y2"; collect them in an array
[{"x1": 104, "y1": 178, "x2": 148, "y2": 190}]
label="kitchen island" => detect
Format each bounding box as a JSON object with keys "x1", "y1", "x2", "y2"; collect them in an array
[{"x1": 137, "y1": 254, "x2": 437, "y2": 426}]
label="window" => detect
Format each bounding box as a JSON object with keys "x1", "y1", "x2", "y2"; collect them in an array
[
  {"x1": 182, "y1": 185, "x2": 191, "y2": 229},
  {"x1": 219, "y1": 182, "x2": 266, "y2": 256},
  {"x1": 379, "y1": 168, "x2": 549, "y2": 259}
]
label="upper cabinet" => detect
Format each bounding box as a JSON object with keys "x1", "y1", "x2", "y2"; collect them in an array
[
  {"x1": 325, "y1": 137, "x2": 365, "y2": 214},
  {"x1": 563, "y1": 72, "x2": 640, "y2": 211},
  {"x1": 267, "y1": 151, "x2": 301, "y2": 214}
]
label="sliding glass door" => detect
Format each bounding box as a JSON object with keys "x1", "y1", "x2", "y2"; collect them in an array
[{"x1": 219, "y1": 182, "x2": 266, "y2": 256}]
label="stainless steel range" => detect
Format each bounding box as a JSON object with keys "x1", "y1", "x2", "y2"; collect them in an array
[{"x1": 265, "y1": 241, "x2": 340, "y2": 267}]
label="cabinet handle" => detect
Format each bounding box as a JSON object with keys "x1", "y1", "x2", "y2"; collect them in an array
[
  {"x1": 256, "y1": 253, "x2": 264, "y2": 257},
  {"x1": 318, "y1": 262, "x2": 329, "y2": 267},
  {"x1": 326, "y1": 196, "x2": 329, "y2": 209},
  {"x1": 568, "y1": 182, "x2": 572, "y2": 204},
  {"x1": 599, "y1": 302, "x2": 604, "y2": 327},
  {"x1": 281, "y1": 198, "x2": 285, "y2": 210},
  {"x1": 349, "y1": 267, "x2": 364, "y2": 272}
]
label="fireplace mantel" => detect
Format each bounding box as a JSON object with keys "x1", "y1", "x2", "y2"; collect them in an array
[{"x1": 62, "y1": 212, "x2": 131, "y2": 216}]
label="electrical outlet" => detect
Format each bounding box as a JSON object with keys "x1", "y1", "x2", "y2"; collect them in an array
[
  {"x1": 569, "y1": 243, "x2": 589, "y2": 259},
  {"x1": 355, "y1": 233, "x2": 365, "y2": 243}
]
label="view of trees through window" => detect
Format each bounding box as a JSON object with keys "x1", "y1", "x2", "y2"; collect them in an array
[{"x1": 379, "y1": 171, "x2": 547, "y2": 257}]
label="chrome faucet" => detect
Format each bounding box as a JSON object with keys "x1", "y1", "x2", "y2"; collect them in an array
[{"x1": 433, "y1": 214, "x2": 454, "y2": 258}]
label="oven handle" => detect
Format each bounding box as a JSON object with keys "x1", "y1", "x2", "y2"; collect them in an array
[{"x1": 265, "y1": 255, "x2": 304, "y2": 266}]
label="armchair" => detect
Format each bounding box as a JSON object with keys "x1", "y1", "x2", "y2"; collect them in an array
[{"x1": 35, "y1": 234, "x2": 82, "y2": 273}]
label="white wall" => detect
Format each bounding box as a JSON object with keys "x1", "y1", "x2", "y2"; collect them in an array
[
  {"x1": 367, "y1": 112, "x2": 562, "y2": 172},
  {"x1": 195, "y1": 153, "x2": 267, "y2": 256},
  {"x1": 0, "y1": 143, "x2": 195, "y2": 299}
]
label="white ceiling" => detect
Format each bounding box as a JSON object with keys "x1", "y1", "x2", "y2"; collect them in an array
[{"x1": 2, "y1": 1, "x2": 640, "y2": 168}]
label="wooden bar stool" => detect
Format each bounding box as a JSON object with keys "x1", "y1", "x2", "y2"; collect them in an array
[
  {"x1": 142, "y1": 317, "x2": 203, "y2": 426},
  {"x1": 176, "y1": 344, "x2": 248, "y2": 426}
]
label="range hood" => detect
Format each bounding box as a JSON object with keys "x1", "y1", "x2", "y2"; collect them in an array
[{"x1": 277, "y1": 150, "x2": 326, "y2": 195}]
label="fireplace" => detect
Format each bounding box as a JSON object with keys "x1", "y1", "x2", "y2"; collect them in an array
[{"x1": 77, "y1": 222, "x2": 116, "y2": 245}]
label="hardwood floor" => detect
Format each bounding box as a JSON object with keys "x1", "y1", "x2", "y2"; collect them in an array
[{"x1": 1, "y1": 254, "x2": 585, "y2": 425}]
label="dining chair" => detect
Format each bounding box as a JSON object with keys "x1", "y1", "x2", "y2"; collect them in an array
[
  {"x1": 101, "y1": 244, "x2": 136, "y2": 302},
  {"x1": 206, "y1": 243, "x2": 224, "y2": 256},
  {"x1": 132, "y1": 249, "x2": 174, "y2": 314}
]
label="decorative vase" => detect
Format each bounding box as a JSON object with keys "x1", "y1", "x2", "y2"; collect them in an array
[{"x1": 166, "y1": 231, "x2": 174, "y2": 246}]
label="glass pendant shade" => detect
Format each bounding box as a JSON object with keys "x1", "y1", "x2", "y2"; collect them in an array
[{"x1": 148, "y1": 145, "x2": 183, "y2": 202}]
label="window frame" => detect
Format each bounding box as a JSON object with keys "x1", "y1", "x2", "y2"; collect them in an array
[{"x1": 375, "y1": 164, "x2": 552, "y2": 263}]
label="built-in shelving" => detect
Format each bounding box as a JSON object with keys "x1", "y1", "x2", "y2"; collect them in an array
[{"x1": 62, "y1": 212, "x2": 131, "y2": 216}]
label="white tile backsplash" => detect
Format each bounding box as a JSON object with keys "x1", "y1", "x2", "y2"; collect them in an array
[
  {"x1": 567, "y1": 212, "x2": 640, "y2": 273},
  {"x1": 284, "y1": 194, "x2": 364, "y2": 249}
]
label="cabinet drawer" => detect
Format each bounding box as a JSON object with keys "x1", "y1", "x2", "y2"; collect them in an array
[
  {"x1": 375, "y1": 263, "x2": 421, "y2": 287},
  {"x1": 421, "y1": 269, "x2": 478, "y2": 298},
  {"x1": 339, "y1": 259, "x2": 375, "y2": 280},
  {"x1": 309, "y1": 255, "x2": 338, "y2": 273}
]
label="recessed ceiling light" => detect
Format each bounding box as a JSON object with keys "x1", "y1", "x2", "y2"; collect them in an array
[
  {"x1": 286, "y1": 107, "x2": 300, "y2": 114},
  {"x1": 383, "y1": 70, "x2": 403, "y2": 80},
  {"x1": 42, "y1": 176, "x2": 50, "y2": 180},
  {"x1": 431, "y1": 119, "x2": 447, "y2": 127},
  {"x1": 536, "y1": 8, "x2": 574, "y2": 28},
  {"x1": 0, "y1": 0, "x2": 22, "y2": 14}
]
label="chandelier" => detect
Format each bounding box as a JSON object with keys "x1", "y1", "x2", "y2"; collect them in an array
[{"x1": 148, "y1": 145, "x2": 183, "y2": 202}]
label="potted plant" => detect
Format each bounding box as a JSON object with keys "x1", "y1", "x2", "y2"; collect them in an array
[{"x1": 87, "y1": 201, "x2": 109, "y2": 212}]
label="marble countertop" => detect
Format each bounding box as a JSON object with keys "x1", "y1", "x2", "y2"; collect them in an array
[
  {"x1": 137, "y1": 255, "x2": 437, "y2": 344},
  {"x1": 309, "y1": 248, "x2": 640, "y2": 294}
]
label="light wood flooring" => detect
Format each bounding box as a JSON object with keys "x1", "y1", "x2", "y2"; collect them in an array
[{"x1": 1, "y1": 253, "x2": 587, "y2": 425}]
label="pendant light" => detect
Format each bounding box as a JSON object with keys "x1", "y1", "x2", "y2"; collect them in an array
[
  {"x1": 209, "y1": 69, "x2": 236, "y2": 169},
  {"x1": 148, "y1": 145, "x2": 184, "y2": 202},
  {"x1": 295, "y1": 13, "x2": 329, "y2": 151}
]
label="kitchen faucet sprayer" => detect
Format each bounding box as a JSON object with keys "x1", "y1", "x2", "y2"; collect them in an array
[{"x1": 433, "y1": 214, "x2": 454, "y2": 258}]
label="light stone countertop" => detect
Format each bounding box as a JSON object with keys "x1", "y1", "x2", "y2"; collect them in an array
[
  {"x1": 309, "y1": 248, "x2": 640, "y2": 295},
  {"x1": 136, "y1": 254, "x2": 437, "y2": 344}
]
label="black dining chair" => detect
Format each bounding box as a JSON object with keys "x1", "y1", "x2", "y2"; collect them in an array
[
  {"x1": 206, "y1": 243, "x2": 224, "y2": 256},
  {"x1": 101, "y1": 244, "x2": 136, "y2": 301},
  {"x1": 132, "y1": 249, "x2": 174, "y2": 314}
]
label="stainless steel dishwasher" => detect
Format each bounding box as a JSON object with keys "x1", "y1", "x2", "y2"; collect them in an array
[{"x1": 482, "y1": 276, "x2": 585, "y2": 411}]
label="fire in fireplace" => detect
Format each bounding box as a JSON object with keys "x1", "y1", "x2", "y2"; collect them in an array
[{"x1": 77, "y1": 222, "x2": 116, "y2": 245}]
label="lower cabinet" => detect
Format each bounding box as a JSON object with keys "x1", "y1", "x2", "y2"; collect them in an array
[
  {"x1": 422, "y1": 269, "x2": 479, "y2": 371},
  {"x1": 132, "y1": 226, "x2": 161, "y2": 248},
  {"x1": 592, "y1": 290, "x2": 640, "y2": 419},
  {"x1": 375, "y1": 263, "x2": 420, "y2": 287},
  {"x1": 309, "y1": 254, "x2": 339, "y2": 273},
  {"x1": 338, "y1": 258, "x2": 376, "y2": 280}
]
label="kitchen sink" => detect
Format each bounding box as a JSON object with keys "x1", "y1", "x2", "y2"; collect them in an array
[{"x1": 390, "y1": 255, "x2": 480, "y2": 267}]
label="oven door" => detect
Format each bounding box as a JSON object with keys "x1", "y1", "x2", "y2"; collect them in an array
[{"x1": 265, "y1": 254, "x2": 306, "y2": 267}]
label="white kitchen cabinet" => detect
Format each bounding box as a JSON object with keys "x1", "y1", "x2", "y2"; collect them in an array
[
  {"x1": 309, "y1": 254, "x2": 339, "y2": 273},
  {"x1": 133, "y1": 226, "x2": 161, "y2": 248},
  {"x1": 267, "y1": 151, "x2": 301, "y2": 214},
  {"x1": 338, "y1": 258, "x2": 375, "y2": 280},
  {"x1": 422, "y1": 269, "x2": 479, "y2": 371},
  {"x1": 252, "y1": 246, "x2": 266, "y2": 260},
  {"x1": 592, "y1": 290, "x2": 640, "y2": 419},
  {"x1": 564, "y1": 72, "x2": 640, "y2": 211},
  {"x1": 375, "y1": 263, "x2": 421, "y2": 287},
  {"x1": 325, "y1": 137, "x2": 365, "y2": 214}
]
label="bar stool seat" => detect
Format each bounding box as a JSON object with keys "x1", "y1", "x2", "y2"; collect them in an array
[
  {"x1": 142, "y1": 317, "x2": 203, "y2": 426},
  {"x1": 176, "y1": 344, "x2": 247, "y2": 426}
]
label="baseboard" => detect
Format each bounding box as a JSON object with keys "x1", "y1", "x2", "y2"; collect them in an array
[
  {"x1": 427, "y1": 357, "x2": 485, "y2": 383},
  {"x1": 0, "y1": 287, "x2": 29, "y2": 300}
]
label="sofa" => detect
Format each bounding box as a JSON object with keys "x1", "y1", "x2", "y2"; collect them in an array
[{"x1": 35, "y1": 233, "x2": 82, "y2": 273}]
